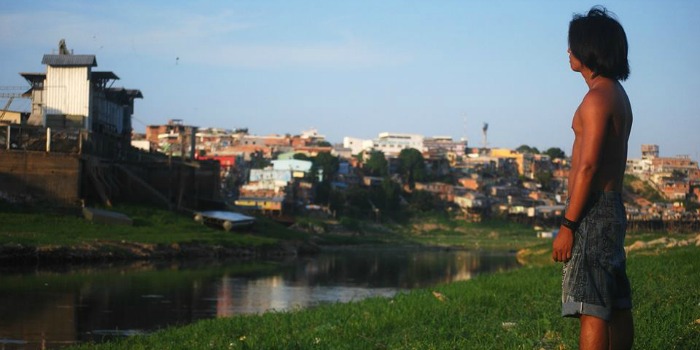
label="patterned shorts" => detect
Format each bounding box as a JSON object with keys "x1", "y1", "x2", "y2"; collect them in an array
[{"x1": 561, "y1": 192, "x2": 632, "y2": 321}]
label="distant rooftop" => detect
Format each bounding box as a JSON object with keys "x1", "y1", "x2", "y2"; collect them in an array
[{"x1": 41, "y1": 54, "x2": 97, "y2": 67}]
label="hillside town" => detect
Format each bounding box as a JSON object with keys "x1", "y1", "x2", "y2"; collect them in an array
[
  {"x1": 2, "y1": 41, "x2": 699, "y2": 231},
  {"x1": 132, "y1": 120, "x2": 700, "y2": 228}
]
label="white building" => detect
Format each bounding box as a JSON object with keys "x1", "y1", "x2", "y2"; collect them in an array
[
  {"x1": 299, "y1": 128, "x2": 326, "y2": 143},
  {"x1": 374, "y1": 132, "x2": 425, "y2": 157},
  {"x1": 271, "y1": 159, "x2": 313, "y2": 178},
  {"x1": 626, "y1": 157, "x2": 653, "y2": 175},
  {"x1": 343, "y1": 132, "x2": 426, "y2": 157},
  {"x1": 343, "y1": 136, "x2": 375, "y2": 155},
  {"x1": 21, "y1": 41, "x2": 142, "y2": 138},
  {"x1": 249, "y1": 169, "x2": 293, "y2": 183}
]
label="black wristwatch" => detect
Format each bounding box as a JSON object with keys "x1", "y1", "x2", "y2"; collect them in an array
[{"x1": 561, "y1": 217, "x2": 580, "y2": 231}]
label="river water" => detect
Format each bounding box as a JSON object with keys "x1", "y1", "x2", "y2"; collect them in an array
[{"x1": 0, "y1": 248, "x2": 520, "y2": 349}]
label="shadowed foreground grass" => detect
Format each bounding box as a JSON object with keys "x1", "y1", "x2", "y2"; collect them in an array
[{"x1": 69, "y1": 246, "x2": 699, "y2": 350}]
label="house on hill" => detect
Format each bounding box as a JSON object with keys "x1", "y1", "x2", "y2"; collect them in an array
[{"x1": 234, "y1": 159, "x2": 315, "y2": 216}]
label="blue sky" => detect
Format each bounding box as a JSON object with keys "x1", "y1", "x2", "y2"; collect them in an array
[{"x1": 1, "y1": 0, "x2": 698, "y2": 159}]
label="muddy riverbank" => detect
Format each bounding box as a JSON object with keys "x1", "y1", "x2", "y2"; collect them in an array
[{"x1": 0, "y1": 239, "x2": 321, "y2": 264}]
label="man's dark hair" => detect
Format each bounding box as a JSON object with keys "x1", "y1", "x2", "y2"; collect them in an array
[{"x1": 569, "y1": 6, "x2": 629, "y2": 81}]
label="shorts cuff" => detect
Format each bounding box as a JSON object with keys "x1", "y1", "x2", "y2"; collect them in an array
[
  {"x1": 562, "y1": 299, "x2": 632, "y2": 321},
  {"x1": 562, "y1": 301, "x2": 610, "y2": 320}
]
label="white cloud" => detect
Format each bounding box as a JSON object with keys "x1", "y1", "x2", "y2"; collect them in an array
[{"x1": 1, "y1": 7, "x2": 407, "y2": 70}]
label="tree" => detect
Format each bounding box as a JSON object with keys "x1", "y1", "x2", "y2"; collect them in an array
[
  {"x1": 293, "y1": 153, "x2": 311, "y2": 161},
  {"x1": 346, "y1": 187, "x2": 370, "y2": 218},
  {"x1": 313, "y1": 152, "x2": 339, "y2": 182},
  {"x1": 328, "y1": 189, "x2": 346, "y2": 217},
  {"x1": 364, "y1": 150, "x2": 388, "y2": 177},
  {"x1": 377, "y1": 177, "x2": 401, "y2": 212},
  {"x1": 386, "y1": 178, "x2": 402, "y2": 210},
  {"x1": 409, "y1": 190, "x2": 437, "y2": 212},
  {"x1": 311, "y1": 152, "x2": 339, "y2": 204},
  {"x1": 516, "y1": 145, "x2": 540, "y2": 154},
  {"x1": 249, "y1": 150, "x2": 270, "y2": 169},
  {"x1": 544, "y1": 147, "x2": 566, "y2": 160},
  {"x1": 535, "y1": 170, "x2": 554, "y2": 191},
  {"x1": 398, "y1": 148, "x2": 427, "y2": 189}
]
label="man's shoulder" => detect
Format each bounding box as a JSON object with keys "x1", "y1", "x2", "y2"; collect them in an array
[
  {"x1": 579, "y1": 90, "x2": 612, "y2": 116},
  {"x1": 580, "y1": 82, "x2": 618, "y2": 114}
]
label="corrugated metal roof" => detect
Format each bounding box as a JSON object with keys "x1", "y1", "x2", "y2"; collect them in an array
[
  {"x1": 41, "y1": 54, "x2": 97, "y2": 67},
  {"x1": 19, "y1": 72, "x2": 46, "y2": 80},
  {"x1": 92, "y1": 71, "x2": 119, "y2": 80},
  {"x1": 126, "y1": 89, "x2": 143, "y2": 98},
  {"x1": 106, "y1": 88, "x2": 143, "y2": 99},
  {"x1": 22, "y1": 87, "x2": 33, "y2": 97}
]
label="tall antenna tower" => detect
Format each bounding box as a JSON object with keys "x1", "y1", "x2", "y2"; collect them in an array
[{"x1": 482, "y1": 122, "x2": 489, "y2": 148}]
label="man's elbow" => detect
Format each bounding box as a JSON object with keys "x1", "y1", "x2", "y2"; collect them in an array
[{"x1": 577, "y1": 163, "x2": 599, "y2": 178}]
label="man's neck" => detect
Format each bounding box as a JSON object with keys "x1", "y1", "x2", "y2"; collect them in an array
[
  {"x1": 580, "y1": 67, "x2": 597, "y2": 88},
  {"x1": 581, "y1": 69, "x2": 609, "y2": 90}
]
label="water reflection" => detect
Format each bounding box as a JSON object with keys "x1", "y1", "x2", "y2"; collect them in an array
[{"x1": 0, "y1": 248, "x2": 519, "y2": 349}]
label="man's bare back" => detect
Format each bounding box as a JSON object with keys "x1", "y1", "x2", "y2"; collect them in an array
[{"x1": 569, "y1": 78, "x2": 633, "y2": 196}]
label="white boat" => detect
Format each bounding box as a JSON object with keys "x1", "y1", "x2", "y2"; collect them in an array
[{"x1": 194, "y1": 210, "x2": 256, "y2": 231}]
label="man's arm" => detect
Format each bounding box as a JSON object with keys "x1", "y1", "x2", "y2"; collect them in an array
[{"x1": 552, "y1": 90, "x2": 610, "y2": 262}]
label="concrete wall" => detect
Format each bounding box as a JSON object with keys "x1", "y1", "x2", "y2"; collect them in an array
[
  {"x1": 0, "y1": 150, "x2": 81, "y2": 205},
  {"x1": 0, "y1": 150, "x2": 221, "y2": 209}
]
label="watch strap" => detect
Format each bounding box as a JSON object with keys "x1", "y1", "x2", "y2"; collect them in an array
[{"x1": 561, "y1": 216, "x2": 580, "y2": 231}]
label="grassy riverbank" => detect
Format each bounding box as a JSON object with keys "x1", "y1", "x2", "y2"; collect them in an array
[
  {"x1": 2, "y1": 202, "x2": 698, "y2": 348},
  {"x1": 0, "y1": 204, "x2": 291, "y2": 247},
  {"x1": 65, "y1": 245, "x2": 698, "y2": 350},
  {"x1": 0, "y1": 203, "x2": 542, "y2": 261},
  {"x1": 0, "y1": 203, "x2": 318, "y2": 261}
]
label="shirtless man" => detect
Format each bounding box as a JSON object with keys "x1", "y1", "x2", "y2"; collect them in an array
[{"x1": 552, "y1": 7, "x2": 634, "y2": 350}]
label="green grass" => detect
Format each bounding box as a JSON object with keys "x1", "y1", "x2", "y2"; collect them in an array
[
  {"x1": 66, "y1": 245, "x2": 699, "y2": 350},
  {"x1": 6, "y1": 200, "x2": 688, "y2": 261},
  {"x1": 0, "y1": 204, "x2": 302, "y2": 248},
  {"x1": 400, "y1": 213, "x2": 541, "y2": 251},
  {"x1": 629, "y1": 248, "x2": 699, "y2": 349}
]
